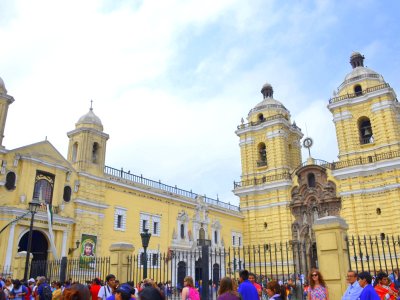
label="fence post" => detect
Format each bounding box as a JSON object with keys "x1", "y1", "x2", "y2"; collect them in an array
[
  {"x1": 109, "y1": 243, "x2": 135, "y2": 283},
  {"x1": 12, "y1": 252, "x2": 32, "y2": 280},
  {"x1": 313, "y1": 216, "x2": 349, "y2": 300},
  {"x1": 60, "y1": 257, "x2": 68, "y2": 283}
]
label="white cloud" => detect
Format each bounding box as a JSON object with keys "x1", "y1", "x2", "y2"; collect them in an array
[{"x1": 1, "y1": 0, "x2": 400, "y2": 206}]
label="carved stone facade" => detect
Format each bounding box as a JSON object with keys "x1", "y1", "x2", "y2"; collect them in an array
[{"x1": 290, "y1": 164, "x2": 341, "y2": 267}]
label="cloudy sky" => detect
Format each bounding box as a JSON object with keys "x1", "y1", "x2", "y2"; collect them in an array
[{"x1": 1, "y1": 0, "x2": 399, "y2": 206}]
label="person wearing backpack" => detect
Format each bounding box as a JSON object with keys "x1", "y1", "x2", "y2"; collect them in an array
[
  {"x1": 35, "y1": 277, "x2": 52, "y2": 300},
  {"x1": 97, "y1": 275, "x2": 116, "y2": 300},
  {"x1": 181, "y1": 276, "x2": 200, "y2": 300}
]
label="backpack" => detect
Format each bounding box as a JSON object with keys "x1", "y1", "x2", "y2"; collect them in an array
[
  {"x1": 188, "y1": 287, "x2": 200, "y2": 300},
  {"x1": 40, "y1": 285, "x2": 53, "y2": 300}
]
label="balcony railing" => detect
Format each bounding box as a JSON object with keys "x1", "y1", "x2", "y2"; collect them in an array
[
  {"x1": 235, "y1": 149, "x2": 400, "y2": 189},
  {"x1": 329, "y1": 83, "x2": 390, "y2": 104},
  {"x1": 237, "y1": 114, "x2": 289, "y2": 130},
  {"x1": 234, "y1": 172, "x2": 292, "y2": 188},
  {"x1": 104, "y1": 166, "x2": 240, "y2": 212}
]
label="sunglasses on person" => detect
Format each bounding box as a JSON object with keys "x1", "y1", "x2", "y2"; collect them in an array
[{"x1": 312, "y1": 273, "x2": 318, "y2": 277}]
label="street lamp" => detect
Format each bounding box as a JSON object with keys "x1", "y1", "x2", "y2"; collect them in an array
[
  {"x1": 23, "y1": 200, "x2": 41, "y2": 280},
  {"x1": 140, "y1": 228, "x2": 151, "y2": 279}
]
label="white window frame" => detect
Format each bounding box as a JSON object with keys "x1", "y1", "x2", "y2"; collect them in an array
[
  {"x1": 114, "y1": 207, "x2": 127, "y2": 231},
  {"x1": 152, "y1": 216, "x2": 161, "y2": 236}
]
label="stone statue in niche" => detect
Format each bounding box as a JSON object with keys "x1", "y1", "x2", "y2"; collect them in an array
[
  {"x1": 313, "y1": 208, "x2": 319, "y2": 223},
  {"x1": 303, "y1": 212, "x2": 308, "y2": 225}
]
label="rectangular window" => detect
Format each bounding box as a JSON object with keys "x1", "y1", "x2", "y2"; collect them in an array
[
  {"x1": 232, "y1": 236, "x2": 235, "y2": 246},
  {"x1": 153, "y1": 222, "x2": 158, "y2": 235},
  {"x1": 239, "y1": 236, "x2": 241, "y2": 246},
  {"x1": 142, "y1": 219, "x2": 147, "y2": 231},
  {"x1": 117, "y1": 215, "x2": 122, "y2": 228},
  {"x1": 152, "y1": 253, "x2": 158, "y2": 266},
  {"x1": 114, "y1": 207, "x2": 127, "y2": 231}
]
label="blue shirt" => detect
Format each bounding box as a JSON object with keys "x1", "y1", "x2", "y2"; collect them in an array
[
  {"x1": 238, "y1": 280, "x2": 259, "y2": 300},
  {"x1": 359, "y1": 284, "x2": 380, "y2": 300},
  {"x1": 342, "y1": 281, "x2": 363, "y2": 300}
]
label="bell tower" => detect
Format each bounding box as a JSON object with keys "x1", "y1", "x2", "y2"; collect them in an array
[
  {"x1": 328, "y1": 53, "x2": 400, "y2": 236},
  {"x1": 67, "y1": 106, "x2": 109, "y2": 176},
  {"x1": 0, "y1": 77, "x2": 14, "y2": 148},
  {"x1": 234, "y1": 83, "x2": 303, "y2": 244},
  {"x1": 328, "y1": 52, "x2": 400, "y2": 160}
]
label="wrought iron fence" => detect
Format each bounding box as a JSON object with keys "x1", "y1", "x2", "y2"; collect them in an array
[
  {"x1": 346, "y1": 235, "x2": 400, "y2": 275},
  {"x1": 29, "y1": 256, "x2": 110, "y2": 283},
  {"x1": 126, "y1": 242, "x2": 308, "y2": 299}
]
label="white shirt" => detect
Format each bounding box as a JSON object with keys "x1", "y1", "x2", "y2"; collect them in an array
[{"x1": 97, "y1": 285, "x2": 112, "y2": 300}]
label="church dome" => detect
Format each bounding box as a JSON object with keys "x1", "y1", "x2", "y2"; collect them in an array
[
  {"x1": 248, "y1": 83, "x2": 288, "y2": 116},
  {"x1": 340, "y1": 52, "x2": 385, "y2": 88},
  {"x1": 0, "y1": 76, "x2": 7, "y2": 94},
  {"x1": 77, "y1": 108, "x2": 103, "y2": 128}
]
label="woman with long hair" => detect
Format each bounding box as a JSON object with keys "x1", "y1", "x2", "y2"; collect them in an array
[
  {"x1": 265, "y1": 281, "x2": 286, "y2": 300},
  {"x1": 307, "y1": 269, "x2": 329, "y2": 300},
  {"x1": 217, "y1": 277, "x2": 240, "y2": 300},
  {"x1": 181, "y1": 276, "x2": 199, "y2": 300}
]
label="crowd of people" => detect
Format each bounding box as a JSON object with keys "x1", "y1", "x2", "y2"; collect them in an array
[{"x1": 0, "y1": 267, "x2": 398, "y2": 300}]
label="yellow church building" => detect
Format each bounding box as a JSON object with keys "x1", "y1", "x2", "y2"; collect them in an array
[{"x1": 0, "y1": 52, "x2": 399, "y2": 280}]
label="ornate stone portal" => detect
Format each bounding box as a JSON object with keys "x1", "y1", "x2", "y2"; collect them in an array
[{"x1": 290, "y1": 164, "x2": 341, "y2": 269}]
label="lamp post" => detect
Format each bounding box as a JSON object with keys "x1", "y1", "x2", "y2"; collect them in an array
[
  {"x1": 23, "y1": 200, "x2": 41, "y2": 280},
  {"x1": 140, "y1": 228, "x2": 151, "y2": 279}
]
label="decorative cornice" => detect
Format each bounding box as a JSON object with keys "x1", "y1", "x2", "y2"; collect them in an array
[
  {"x1": 0, "y1": 207, "x2": 75, "y2": 224},
  {"x1": 339, "y1": 183, "x2": 400, "y2": 197},
  {"x1": 74, "y1": 208, "x2": 105, "y2": 218},
  {"x1": 67, "y1": 128, "x2": 109, "y2": 139},
  {"x1": 19, "y1": 155, "x2": 70, "y2": 172},
  {"x1": 332, "y1": 157, "x2": 400, "y2": 179},
  {"x1": 74, "y1": 198, "x2": 109, "y2": 209}
]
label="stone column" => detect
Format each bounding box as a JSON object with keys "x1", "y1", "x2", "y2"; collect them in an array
[
  {"x1": 313, "y1": 216, "x2": 349, "y2": 300},
  {"x1": 13, "y1": 252, "x2": 32, "y2": 280},
  {"x1": 109, "y1": 243, "x2": 135, "y2": 283}
]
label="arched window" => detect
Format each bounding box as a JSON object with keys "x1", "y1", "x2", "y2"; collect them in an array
[
  {"x1": 214, "y1": 231, "x2": 218, "y2": 244},
  {"x1": 5, "y1": 172, "x2": 16, "y2": 190},
  {"x1": 92, "y1": 142, "x2": 99, "y2": 163},
  {"x1": 180, "y1": 224, "x2": 185, "y2": 239},
  {"x1": 307, "y1": 173, "x2": 316, "y2": 188},
  {"x1": 63, "y1": 186, "x2": 72, "y2": 202},
  {"x1": 354, "y1": 84, "x2": 362, "y2": 96},
  {"x1": 257, "y1": 113, "x2": 264, "y2": 122},
  {"x1": 199, "y1": 228, "x2": 205, "y2": 240},
  {"x1": 33, "y1": 172, "x2": 54, "y2": 204},
  {"x1": 359, "y1": 117, "x2": 373, "y2": 144},
  {"x1": 257, "y1": 143, "x2": 267, "y2": 167},
  {"x1": 72, "y1": 142, "x2": 78, "y2": 163}
]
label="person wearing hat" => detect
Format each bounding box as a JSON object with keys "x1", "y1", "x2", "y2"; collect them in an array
[{"x1": 113, "y1": 284, "x2": 135, "y2": 300}]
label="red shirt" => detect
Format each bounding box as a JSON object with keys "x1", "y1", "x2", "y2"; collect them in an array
[{"x1": 90, "y1": 284, "x2": 101, "y2": 300}]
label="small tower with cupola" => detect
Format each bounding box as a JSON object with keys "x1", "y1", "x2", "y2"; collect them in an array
[
  {"x1": 67, "y1": 106, "x2": 109, "y2": 176},
  {"x1": 234, "y1": 83, "x2": 303, "y2": 244},
  {"x1": 0, "y1": 77, "x2": 14, "y2": 148},
  {"x1": 328, "y1": 52, "x2": 400, "y2": 236}
]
